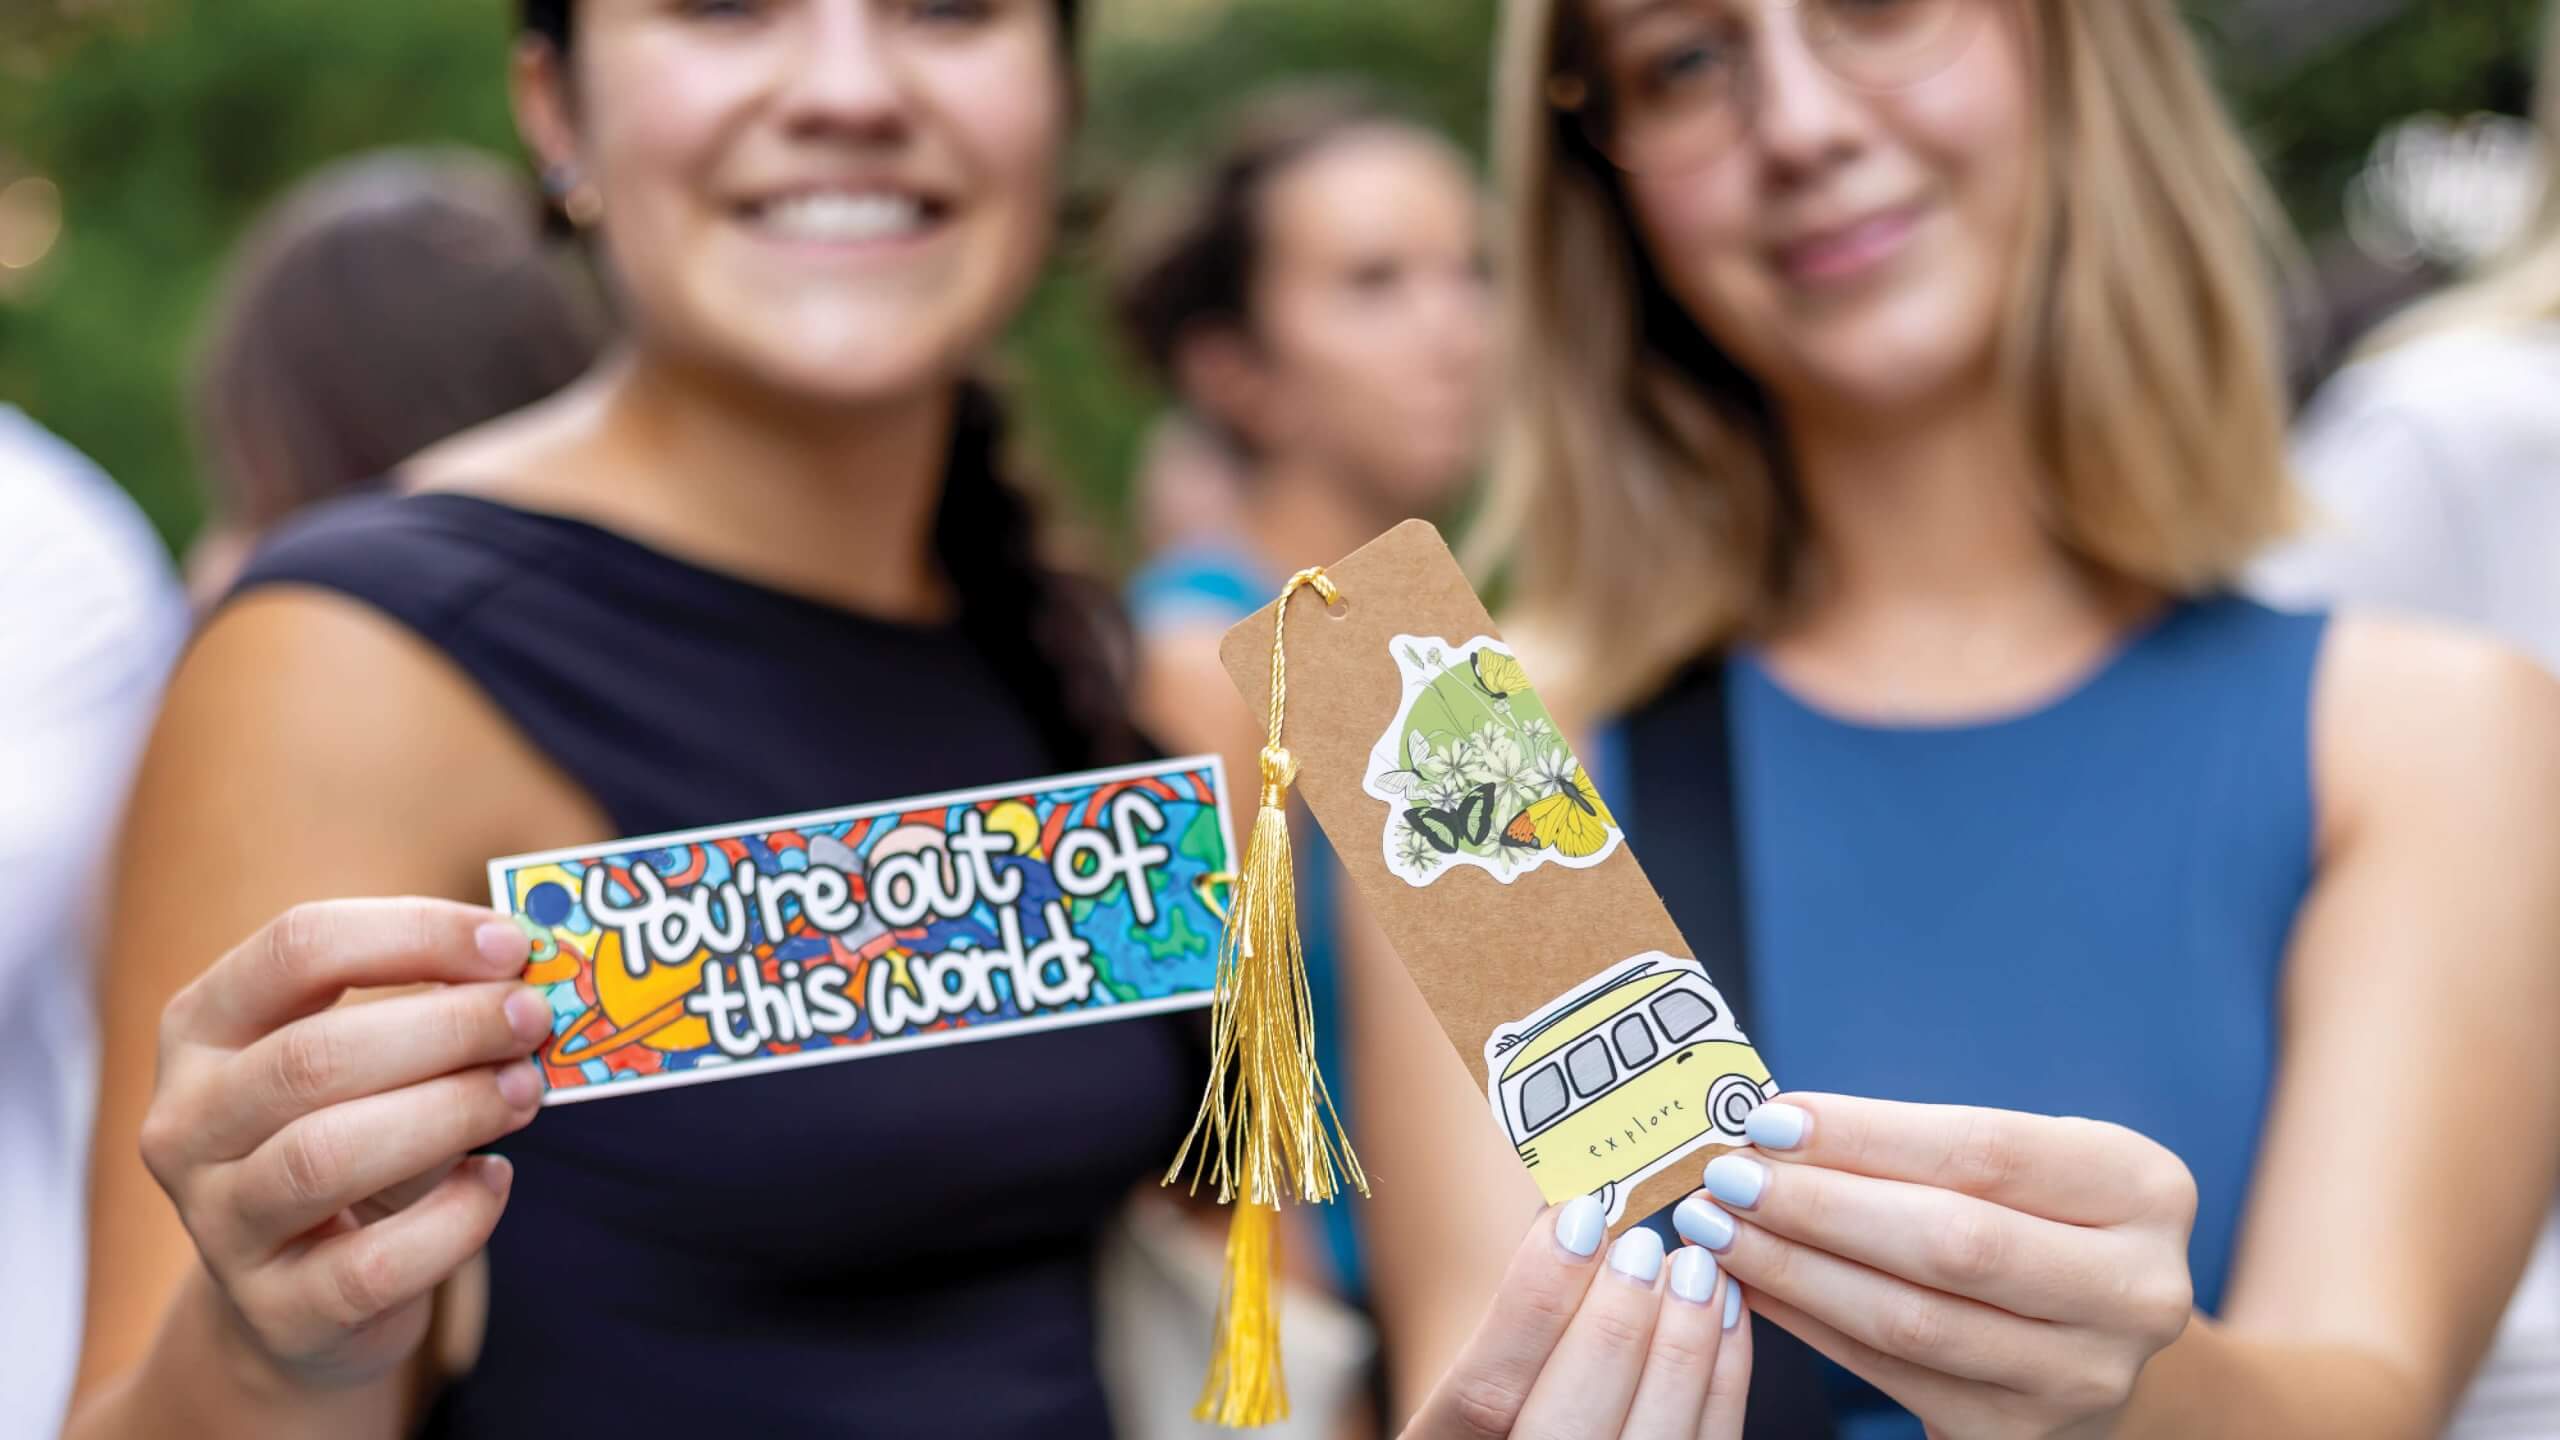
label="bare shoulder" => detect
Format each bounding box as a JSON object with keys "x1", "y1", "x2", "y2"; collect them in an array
[
  {"x1": 157, "y1": 589, "x2": 586, "y2": 883},
  {"x1": 2311, "y1": 610, "x2": 2560, "y2": 849}
]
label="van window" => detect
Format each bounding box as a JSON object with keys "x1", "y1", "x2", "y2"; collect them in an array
[
  {"x1": 1652, "y1": 988, "x2": 1716, "y2": 1041},
  {"x1": 1612, "y1": 1014, "x2": 1659, "y2": 1068},
  {"x1": 1566, "y1": 1036, "x2": 1615, "y2": 1097},
  {"x1": 1520, "y1": 1064, "x2": 1569, "y2": 1133}
]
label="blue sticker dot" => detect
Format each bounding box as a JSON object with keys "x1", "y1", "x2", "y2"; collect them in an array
[{"x1": 526, "y1": 881, "x2": 574, "y2": 926}]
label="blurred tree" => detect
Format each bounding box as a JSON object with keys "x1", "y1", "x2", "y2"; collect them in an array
[
  {"x1": 0, "y1": 0, "x2": 516, "y2": 549},
  {"x1": 0, "y1": 0, "x2": 2538, "y2": 558},
  {"x1": 2200, "y1": 0, "x2": 2542, "y2": 235}
]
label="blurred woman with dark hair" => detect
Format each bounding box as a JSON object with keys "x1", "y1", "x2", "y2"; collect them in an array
[
  {"x1": 1101, "y1": 87, "x2": 1494, "y2": 1427},
  {"x1": 185, "y1": 147, "x2": 601, "y2": 602}
]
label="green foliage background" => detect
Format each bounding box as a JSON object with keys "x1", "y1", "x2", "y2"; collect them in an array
[{"x1": 0, "y1": 0, "x2": 2541, "y2": 558}]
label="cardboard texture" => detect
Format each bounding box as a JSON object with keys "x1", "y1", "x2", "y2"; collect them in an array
[{"x1": 1220, "y1": 520, "x2": 1771, "y2": 1232}]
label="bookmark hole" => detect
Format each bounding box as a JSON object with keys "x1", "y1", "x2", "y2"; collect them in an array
[{"x1": 1325, "y1": 594, "x2": 1349, "y2": 620}]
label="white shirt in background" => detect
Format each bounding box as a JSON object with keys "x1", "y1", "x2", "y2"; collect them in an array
[
  {"x1": 2253, "y1": 324, "x2": 2560, "y2": 1440},
  {"x1": 0, "y1": 406, "x2": 187, "y2": 1438}
]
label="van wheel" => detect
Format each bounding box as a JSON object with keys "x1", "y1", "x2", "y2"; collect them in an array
[
  {"x1": 1708, "y1": 1074, "x2": 1762, "y2": 1137},
  {"x1": 1594, "y1": 1180, "x2": 1618, "y2": 1218}
]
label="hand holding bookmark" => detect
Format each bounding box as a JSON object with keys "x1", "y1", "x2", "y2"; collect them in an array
[
  {"x1": 1675, "y1": 1094, "x2": 2196, "y2": 1440},
  {"x1": 134, "y1": 898, "x2": 545, "y2": 1391},
  {"x1": 1406, "y1": 1198, "x2": 1752, "y2": 1440}
]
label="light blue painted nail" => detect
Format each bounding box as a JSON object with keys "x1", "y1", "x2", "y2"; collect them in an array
[
  {"x1": 1673, "y1": 1194, "x2": 1736, "y2": 1252},
  {"x1": 1703, "y1": 1153, "x2": 1767, "y2": 1210},
  {"x1": 1609, "y1": 1226, "x2": 1665, "y2": 1283},
  {"x1": 1669, "y1": 1245, "x2": 1719, "y2": 1304},
  {"x1": 1745, "y1": 1102, "x2": 1810, "y2": 1151},
  {"x1": 1723, "y1": 1280, "x2": 1745, "y2": 1330},
  {"x1": 1556, "y1": 1194, "x2": 1607, "y2": 1257}
]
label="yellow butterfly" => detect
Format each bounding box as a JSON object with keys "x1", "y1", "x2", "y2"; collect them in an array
[
  {"x1": 1472, "y1": 648, "x2": 1531, "y2": 701},
  {"x1": 1501, "y1": 764, "x2": 1618, "y2": 859}
]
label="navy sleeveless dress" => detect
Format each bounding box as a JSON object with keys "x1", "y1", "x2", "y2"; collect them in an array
[
  {"x1": 1616, "y1": 597, "x2": 2328, "y2": 1440},
  {"x1": 233, "y1": 492, "x2": 1199, "y2": 1438}
]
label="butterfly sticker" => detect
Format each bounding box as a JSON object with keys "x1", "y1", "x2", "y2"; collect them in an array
[
  {"x1": 1501, "y1": 763, "x2": 1618, "y2": 860},
  {"x1": 1472, "y1": 648, "x2": 1531, "y2": 703},
  {"x1": 1409, "y1": 782, "x2": 1501, "y2": 855},
  {"x1": 1372, "y1": 729, "x2": 1456, "y2": 798},
  {"x1": 1365, "y1": 634, "x2": 1627, "y2": 887}
]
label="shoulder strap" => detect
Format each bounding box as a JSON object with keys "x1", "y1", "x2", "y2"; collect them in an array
[
  {"x1": 1619, "y1": 658, "x2": 1752, "y2": 1026},
  {"x1": 1620, "y1": 657, "x2": 1837, "y2": 1440}
]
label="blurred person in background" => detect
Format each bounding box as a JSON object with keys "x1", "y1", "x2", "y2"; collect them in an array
[
  {"x1": 1127, "y1": 406, "x2": 1249, "y2": 564},
  {"x1": 0, "y1": 408, "x2": 186, "y2": 1437},
  {"x1": 1100, "y1": 83, "x2": 1494, "y2": 1439},
  {"x1": 2254, "y1": 6, "x2": 2560, "y2": 1435},
  {"x1": 1114, "y1": 81, "x2": 1493, "y2": 785},
  {"x1": 68, "y1": 4, "x2": 1752, "y2": 1438},
  {"x1": 1367, "y1": 0, "x2": 2560, "y2": 1436},
  {"x1": 183, "y1": 147, "x2": 602, "y2": 604}
]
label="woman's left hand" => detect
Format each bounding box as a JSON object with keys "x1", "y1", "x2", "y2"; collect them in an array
[{"x1": 1672, "y1": 1093, "x2": 2198, "y2": 1440}]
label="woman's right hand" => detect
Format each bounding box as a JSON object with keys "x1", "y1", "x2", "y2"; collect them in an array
[
  {"x1": 1406, "y1": 1195, "x2": 1752, "y2": 1438},
  {"x1": 138, "y1": 898, "x2": 547, "y2": 1392}
]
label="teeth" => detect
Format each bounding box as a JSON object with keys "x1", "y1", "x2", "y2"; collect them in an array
[{"x1": 757, "y1": 192, "x2": 927, "y2": 242}]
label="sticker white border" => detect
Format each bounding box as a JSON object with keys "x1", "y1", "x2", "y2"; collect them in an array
[
  {"x1": 488, "y1": 754, "x2": 1234, "y2": 1105},
  {"x1": 1482, "y1": 952, "x2": 1771, "y2": 1224},
  {"x1": 1363, "y1": 633, "x2": 1624, "y2": 887}
]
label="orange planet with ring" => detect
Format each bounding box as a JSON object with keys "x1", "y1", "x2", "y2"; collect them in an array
[{"x1": 545, "y1": 930, "x2": 714, "y2": 1067}]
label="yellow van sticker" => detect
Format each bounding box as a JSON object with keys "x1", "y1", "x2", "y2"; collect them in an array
[
  {"x1": 1483, "y1": 951, "x2": 1775, "y2": 1224},
  {"x1": 1365, "y1": 634, "x2": 1625, "y2": 888}
]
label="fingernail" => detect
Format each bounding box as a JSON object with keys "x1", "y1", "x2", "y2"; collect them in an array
[
  {"x1": 1723, "y1": 1280, "x2": 1745, "y2": 1331},
  {"x1": 497, "y1": 1062, "x2": 543, "y2": 1109},
  {"x1": 478, "y1": 1154, "x2": 514, "y2": 1199},
  {"x1": 476, "y1": 920, "x2": 533, "y2": 970},
  {"x1": 504, "y1": 988, "x2": 551, "y2": 1045},
  {"x1": 1673, "y1": 1194, "x2": 1736, "y2": 1252},
  {"x1": 1609, "y1": 1226, "x2": 1665, "y2": 1283},
  {"x1": 1669, "y1": 1245, "x2": 1719, "y2": 1304},
  {"x1": 1745, "y1": 1102, "x2": 1810, "y2": 1151},
  {"x1": 1703, "y1": 1153, "x2": 1767, "y2": 1210},
  {"x1": 1555, "y1": 1194, "x2": 1606, "y2": 1257}
]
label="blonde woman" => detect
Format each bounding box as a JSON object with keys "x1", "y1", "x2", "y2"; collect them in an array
[
  {"x1": 2254, "y1": 8, "x2": 2560, "y2": 1436},
  {"x1": 1427, "y1": 0, "x2": 2560, "y2": 1435}
]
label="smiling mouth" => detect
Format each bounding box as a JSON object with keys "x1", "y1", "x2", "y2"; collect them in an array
[
  {"x1": 1772, "y1": 204, "x2": 1924, "y2": 286},
  {"x1": 739, "y1": 189, "x2": 951, "y2": 246}
]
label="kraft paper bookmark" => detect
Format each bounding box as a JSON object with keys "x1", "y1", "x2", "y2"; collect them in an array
[
  {"x1": 1215, "y1": 520, "x2": 1774, "y2": 1235},
  {"x1": 488, "y1": 757, "x2": 1233, "y2": 1103}
]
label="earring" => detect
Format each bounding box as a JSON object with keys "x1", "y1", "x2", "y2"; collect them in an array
[{"x1": 543, "y1": 163, "x2": 604, "y2": 230}]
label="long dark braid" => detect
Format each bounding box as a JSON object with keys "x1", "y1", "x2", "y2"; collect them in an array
[{"x1": 938, "y1": 383, "x2": 1144, "y2": 771}]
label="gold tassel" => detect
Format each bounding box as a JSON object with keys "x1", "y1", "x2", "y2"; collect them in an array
[
  {"x1": 1195, "y1": 1201, "x2": 1284, "y2": 1426},
  {"x1": 1167, "y1": 566, "x2": 1369, "y2": 1429}
]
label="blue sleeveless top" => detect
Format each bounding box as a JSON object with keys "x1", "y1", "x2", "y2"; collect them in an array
[
  {"x1": 1620, "y1": 596, "x2": 2326, "y2": 1440},
  {"x1": 233, "y1": 492, "x2": 1199, "y2": 1439}
]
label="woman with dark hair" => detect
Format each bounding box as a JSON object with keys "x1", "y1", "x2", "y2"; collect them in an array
[
  {"x1": 1102, "y1": 84, "x2": 1493, "y2": 1435},
  {"x1": 184, "y1": 147, "x2": 602, "y2": 604},
  {"x1": 67, "y1": 5, "x2": 1749, "y2": 1438}
]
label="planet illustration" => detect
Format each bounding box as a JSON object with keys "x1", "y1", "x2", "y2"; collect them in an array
[
  {"x1": 985, "y1": 800, "x2": 1043, "y2": 859},
  {"x1": 546, "y1": 929, "x2": 713, "y2": 1066}
]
